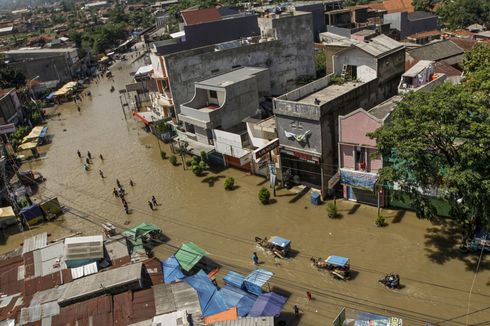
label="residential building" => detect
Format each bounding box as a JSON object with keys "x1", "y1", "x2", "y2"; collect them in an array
[
  {"x1": 406, "y1": 39, "x2": 467, "y2": 69},
  {"x1": 325, "y1": 6, "x2": 387, "y2": 38},
  {"x1": 274, "y1": 34, "x2": 405, "y2": 195},
  {"x1": 0, "y1": 88, "x2": 22, "y2": 125},
  {"x1": 0, "y1": 25, "x2": 13, "y2": 36},
  {"x1": 337, "y1": 60, "x2": 445, "y2": 205},
  {"x1": 83, "y1": 1, "x2": 111, "y2": 10},
  {"x1": 149, "y1": 9, "x2": 315, "y2": 121},
  {"x1": 383, "y1": 11, "x2": 438, "y2": 40},
  {"x1": 2, "y1": 47, "x2": 92, "y2": 84},
  {"x1": 178, "y1": 67, "x2": 270, "y2": 170}
]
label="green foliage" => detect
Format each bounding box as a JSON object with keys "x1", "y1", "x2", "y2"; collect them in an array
[
  {"x1": 315, "y1": 50, "x2": 326, "y2": 77},
  {"x1": 375, "y1": 215, "x2": 386, "y2": 227},
  {"x1": 327, "y1": 201, "x2": 338, "y2": 218},
  {"x1": 412, "y1": 0, "x2": 438, "y2": 12},
  {"x1": 463, "y1": 43, "x2": 490, "y2": 74},
  {"x1": 0, "y1": 55, "x2": 26, "y2": 88},
  {"x1": 154, "y1": 120, "x2": 172, "y2": 133},
  {"x1": 224, "y1": 177, "x2": 235, "y2": 190},
  {"x1": 190, "y1": 157, "x2": 208, "y2": 176},
  {"x1": 343, "y1": 0, "x2": 370, "y2": 5},
  {"x1": 258, "y1": 187, "x2": 270, "y2": 205},
  {"x1": 169, "y1": 155, "x2": 178, "y2": 166},
  {"x1": 10, "y1": 125, "x2": 31, "y2": 150},
  {"x1": 76, "y1": 22, "x2": 129, "y2": 54},
  {"x1": 200, "y1": 151, "x2": 207, "y2": 162},
  {"x1": 370, "y1": 46, "x2": 490, "y2": 237},
  {"x1": 437, "y1": 0, "x2": 490, "y2": 29}
]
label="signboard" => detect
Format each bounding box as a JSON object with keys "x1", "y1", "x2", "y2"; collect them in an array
[
  {"x1": 332, "y1": 308, "x2": 345, "y2": 326},
  {"x1": 280, "y1": 148, "x2": 321, "y2": 164},
  {"x1": 270, "y1": 174, "x2": 276, "y2": 187},
  {"x1": 0, "y1": 123, "x2": 16, "y2": 135},
  {"x1": 254, "y1": 138, "x2": 279, "y2": 160}
]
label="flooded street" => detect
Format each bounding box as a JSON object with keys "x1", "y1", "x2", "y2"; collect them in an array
[{"x1": 2, "y1": 56, "x2": 489, "y2": 325}]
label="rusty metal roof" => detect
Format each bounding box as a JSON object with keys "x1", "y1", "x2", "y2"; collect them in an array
[
  {"x1": 129, "y1": 288, "x2": 156, "y2": 324},
  {"x1": 181, "y1": 8, "x2": 221, "y2": 25},
  {"x1": 143, "y1": 258, "x2": 163, "y2": 286}
]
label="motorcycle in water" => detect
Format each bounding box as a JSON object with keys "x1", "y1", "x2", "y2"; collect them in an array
[{"x1": 378, "y1": 274, "x2": 400, "y2": 290}]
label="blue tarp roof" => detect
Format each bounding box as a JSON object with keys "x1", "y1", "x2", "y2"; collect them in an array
[
  {"x1": 325, "y1": 255, "x2": 349, "y2": 267},
  {"x1": 248, "y1": 292, "x2": 287, "y2": 317},
  {"x1": 243, "y1": 269, "x2": 273, "y2": 296},
  {"x1": 185, "y1": 270, "x2": 228, "y2": 317},
  {"x1": 162, "y1": 255, "x2": 185, "y2": 283},
  {"x1": 220, "y1": 285, "x2": 258, "y2": 317},
  {"x1": 223, "y1": 271, "x2": 245, "y2": 289},
  {"x1": 269, "y1": 236, "x2": 290, "y2": 248},
  {"x1": 19, "y1": 204, "x2": 43, "y2": 221},
  {"x1": 355, "y1": 312, "x2": 403, "y2": 325}
]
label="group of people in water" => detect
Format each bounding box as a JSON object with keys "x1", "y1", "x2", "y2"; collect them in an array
[{"x1": 77, "y1": 150, "x2": 103, "y2": 171}]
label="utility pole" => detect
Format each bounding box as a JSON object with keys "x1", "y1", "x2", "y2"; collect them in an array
[{"x1": 269, "y1": 152, "x2": 276, "y2": 197}]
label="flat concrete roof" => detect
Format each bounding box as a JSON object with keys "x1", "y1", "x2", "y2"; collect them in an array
[
  {"x1": 298, "y1": 80, "x2": 365, "y2": 105},
  {"x1": 197, "y1": 67, "x2": 268, "y2": 88},
  {"x1": 4, "y1": 47, "x2": 77, "y2": 54}
]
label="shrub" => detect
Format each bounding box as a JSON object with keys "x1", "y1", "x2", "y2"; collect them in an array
[
  {"x1": 375, "y1": 215, "x2": 385, "y2": 227},
  {"x1": 327, "y1": 201, "x2": 338, "y2": 218},
  {"x1": 224, "y1": 177, "x2": 235, "y2": 190},
  {"x1": 192, "y1": 164, "x2": 203, "y2": 176},
  {"x1": 186, "y1": 160, "x2": 192, "y2": 167},
  {"x1": 258, "y1": 187, "x2": 270, "y2": 205},
  {"x1": 198, "y1": 160, "x2": 208, "y2": 170},
  {"x1": 160, "y1": 151, "x2": 166, "y2": 159},
  {"x1": 169, "y1": 155, "x2": 177, "y2": 166},
  {"x1": 200, "y1": 150, "x2": 207, "y2": 162}
]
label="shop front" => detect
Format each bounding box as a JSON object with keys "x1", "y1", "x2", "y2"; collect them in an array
[
  {"x1": 340, "y1": 168, "x2": 383, "y2": 206},
  {"x1": 280, "y1": 147, "x2": 322, "y2": 190}
]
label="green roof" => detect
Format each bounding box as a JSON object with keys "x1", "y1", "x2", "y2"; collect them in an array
[
  {"x1": 122, "y1": 223, "x2": 161, "y2": 252},
  {"x1": 175, "y1": 242, "x2": 207, "y2": 272}
]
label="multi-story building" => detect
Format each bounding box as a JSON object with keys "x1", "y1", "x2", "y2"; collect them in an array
[
  {"x1": 273, "y1": 34, "x2": 405, "y2": 195},
  {"x1": 337, "y1": 60, "x2": 446, "y2": 205},
  {"x1": 383, "y1": 11, "x2": 438, "y2": 40},
  {"x1": 149, "y1": 9, "x2": 315, "y2": 121}
]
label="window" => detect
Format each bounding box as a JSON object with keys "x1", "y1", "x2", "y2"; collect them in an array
[
  {"x1": 355, "y1": 146, "x2": 366, "y2": 170},
  {"x1": 209, "y1": 90, "x2": 218, "y2": 99}
]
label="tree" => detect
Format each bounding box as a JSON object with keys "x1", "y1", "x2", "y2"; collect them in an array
[
  {"x1": 370, "y1": 47, "x2": 490, "y2": 240},
  {"x1": 437, "y1": 0, "x2": 490, "y2": 29},
  {"x1": 412, "y1": 0, "x2": 438, "y2": 12},
  {"x1": 0, "y1": 55, "x2": 26, "y2": 88},
  {"x1": 463, "y1": 43, "x2": 490, "y2": 74},
  {"x1": 224, "y1": 177, "x2": 235, "y2": 190}
]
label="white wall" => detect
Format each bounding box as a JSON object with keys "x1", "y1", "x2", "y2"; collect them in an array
[{"x1": 213, "y1": 129, "x2": 249, "y2": 158}]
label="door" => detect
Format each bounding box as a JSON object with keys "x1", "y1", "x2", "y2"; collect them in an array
[{"x1": 348, "y1": 186, "x2": 356, "y2": 201}]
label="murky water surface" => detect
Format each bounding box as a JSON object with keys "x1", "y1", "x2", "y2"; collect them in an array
[{"x1": 2, "y1": 56, "x2": 488, "y2": 325}]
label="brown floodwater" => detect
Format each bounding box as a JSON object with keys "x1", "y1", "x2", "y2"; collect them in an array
[{"x1": 2, "y1": 53, "x2": 489, "y2": 326}]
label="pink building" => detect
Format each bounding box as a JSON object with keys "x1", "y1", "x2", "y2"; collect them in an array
[{"x1": 338, "y1": 97, "x2": 399, "y2": 205}]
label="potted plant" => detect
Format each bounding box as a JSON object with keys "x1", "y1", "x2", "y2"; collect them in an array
[
  {"x1": 224, "y1": 177, "x2": 235, "y2": 190},
  {"x1": 258, "y1": 187, "x2": 270, "y2": 205}
]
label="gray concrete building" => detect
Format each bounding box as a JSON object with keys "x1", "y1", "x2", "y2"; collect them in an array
[
  {"x1": 2, "y1": 48, "x2": 91, "y2": 84},
  {"x1": 0, "y1": 88, "x2": 22, "y2": 125},
  {"x1": 150, "y1": 10, "x2": 315, "y2": 120},
  {"x1": 274, "y1": 34, "x2": 405, "y2": 195},
  {"x1": 383, "y1": 11, "x2": 438, "y2": 40}
]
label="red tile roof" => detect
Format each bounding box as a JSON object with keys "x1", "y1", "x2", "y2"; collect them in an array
[
  {"x1": 181, "y1": 7, "x2": 221, "y2": 26},
  {"x1": 383, "y1": 0, "x2": 414, "y2": 13}
]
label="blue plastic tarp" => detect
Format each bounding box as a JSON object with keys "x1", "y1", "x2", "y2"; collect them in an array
[
  {"x1": 223, "y1": 271, "x2": 245, "y2": 289},
  {"x1": 19, "y1": 204, "x2": 44, "y2": 221},
  {"x1": 325, "y1": 255, "x2": 349, "y2": 267},
  {"x1": 162, "y1": 255, "x2": 185, "y2": 283},
  {"x1": 340, "y1": 168, "x2": 378, "y2": 191},
  {"x1": 355, "y1": 312, "x2": 403, "y2": 325},
  {"x1": 39, "y1": 127, "x2": 48, "y2": 138},
  {"x1": 45, "y1": 92, "x2": 55, "y2": 100},
  {"x1": 269, "y1": 236, "x2": 290, "y2": 248},
  {"x1": 243, "y1": 269, "x2": 273, "y2": 296},
  {"x1": 185, "y1": 270, "x2": 228, "y2": 317},
  {"x1": 248, "y1": 292, "x2": 287, "y2": 317},
  {"x1": 220, "y1": 285, "x2": 258, "y2": 317}
]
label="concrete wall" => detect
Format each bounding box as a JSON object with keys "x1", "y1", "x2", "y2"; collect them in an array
[
  {"x1": 154, "y1": 14, "x2": 260, "y2": 56},
  {"x1": 165, "y1": 12, "x2": 315, "y2": 116},
  {"x1": 0, "y1": 91, "x2": 21, "y2": 124},
  {"x1": 7, "y1": 55, "x2": 75, "y2": 82},
  {"x1": 276, "y1": 115, "x2": 322, "y2": 154},
  {"x1": 295, "y1": 3, "x2": 326, "y2": 41},
  {"x1": 339, "y1": 110, "x2": 380, "y2": 147},
  {"x1": 384, "y1": 12, "x2": 438, "y2": 39},
  {"x1": 333, "y1": 47, "x2": 377, "y2": 82},
  {"x1": 218, "y1": 78, "x2": 259, "y2": 130}
]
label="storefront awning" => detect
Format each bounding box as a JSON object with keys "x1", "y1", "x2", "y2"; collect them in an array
[{"x1": 340, "y1": 168, "x2": 378, "y2": 191}]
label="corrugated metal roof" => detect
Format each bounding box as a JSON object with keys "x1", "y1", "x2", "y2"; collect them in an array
[
  {"x1": 33, "y1": 241, "x2": 66, "y2": 277},
  {"x1": 70, "y1": 262, "x2": 98, "y2": 280},
  {"x1": 214, "y1": 316, "x2": 274, "y2": 326},
  {"x1": 58, "y1": 262, "x2": 143, "y2": 306},
  {"x1": 129, "y1": 288, "x2": 156, "y2": 324},
  {"x1": 29, "y1": 284, "x2": 67, "y2": 306},
  {"x1": 152, "y1": 310, "x2": 189, "y2": 326},
  {"x1": 52, "y1": 294, "x2": 113, "y2": 325},
  {"x1": 22, "y1": 232, "x2": 48, "y2": 255},
  {"x1": 356, "y1": 34, "x2": 404, "y2": 58},
  {"x1": 143, "y1": 258, "x2": 163, "y2": 286},
  {"x1": 19, "y1": 301, "x2": 60, "y2": 325},
  {"x1": 64, "y1": 235, "x2": 104, "y2": 261},
  {"x1": 105, "y1": 237, "x2": 130, "y2": 261},
  {"x1": 181, "y1": 8, "x2": 221, "y2": 26},
  {"x1": 153, "y1": 284, "x2": 176, "y2": 315},
  {"x1": 171, "y1": 282, "x2": 202, "y2": 324},
  {"x1": 408, "y1": 40, "x2": 463, "y2": 62}
]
